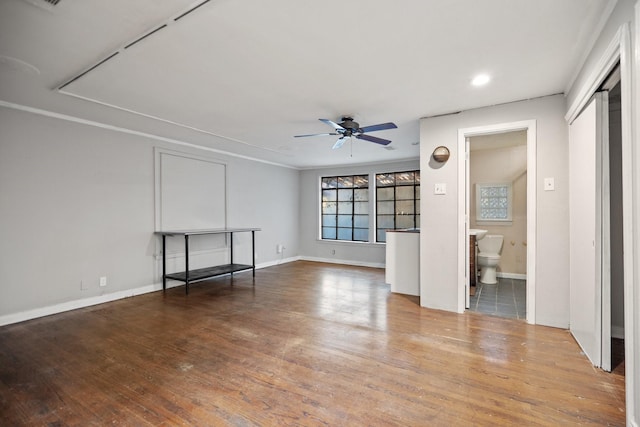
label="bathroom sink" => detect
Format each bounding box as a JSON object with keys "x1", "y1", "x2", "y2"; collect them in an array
[{"x1": 469, "y1": 229, "x2": 488, "y2": 240}]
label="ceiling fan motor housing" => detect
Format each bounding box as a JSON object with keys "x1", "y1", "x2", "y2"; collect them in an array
[{"x1": 340, "y1": 117, "x2": 360, "y2": 133}]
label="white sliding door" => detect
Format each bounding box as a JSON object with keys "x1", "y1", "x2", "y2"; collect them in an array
[{"x1": 568, "y1": 92, "x2": 610, "y2": 370}]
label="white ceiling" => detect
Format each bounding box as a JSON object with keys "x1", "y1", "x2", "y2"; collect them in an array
[{"x1": 0, "y1": 0, "x2": 614, "y2": 168}]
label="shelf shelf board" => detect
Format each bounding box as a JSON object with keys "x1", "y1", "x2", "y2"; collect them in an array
[{"x1": 166, "y1": 264, "x2": 254, "y2": 283}]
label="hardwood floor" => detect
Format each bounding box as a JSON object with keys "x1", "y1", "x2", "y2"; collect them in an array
[{"x1": 0, "y1": 261, "x2": 625, "y2": 426}]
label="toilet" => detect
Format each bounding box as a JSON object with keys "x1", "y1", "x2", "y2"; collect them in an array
[{"x1": 477, "y1": 234, "x2": 503, "y2": 284}]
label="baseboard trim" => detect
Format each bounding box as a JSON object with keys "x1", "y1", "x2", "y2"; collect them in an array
[
  {"x1": 299, "y1": 256, "x2": 385, "y2": 269},
  {"x1": 0, "y1": 257, "x2": 303, "y2": 327},
  {"x1": 256, "y1": 256, "x2": 301, "y2": 269},
  {"x1": 497, "y1": 272, "x2": 527, "y2": 280},
  {"x1": 0, "y1": 282, "x2": 168, "y2": 327}
]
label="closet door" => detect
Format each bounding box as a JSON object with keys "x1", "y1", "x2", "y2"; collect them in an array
[{"x1": 568, "y1": 92, "x2": 610, "y2": 369}]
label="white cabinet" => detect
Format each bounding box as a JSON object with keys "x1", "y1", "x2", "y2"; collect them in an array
[{"x1": 385, "y1": 230, "x2": 420, "y2": 296}]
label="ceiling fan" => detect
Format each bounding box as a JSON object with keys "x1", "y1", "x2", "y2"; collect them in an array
[{"x1": 294, "y1": 116, "x2": 397, "y2": 149}]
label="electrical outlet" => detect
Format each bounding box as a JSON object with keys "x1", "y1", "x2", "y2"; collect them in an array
[
  {"x1": 99, "y1": 276, "x2": 107, "y2": 287},
  {"x1": 331, "y1": 249, "x2": 336, "y2": 255}
]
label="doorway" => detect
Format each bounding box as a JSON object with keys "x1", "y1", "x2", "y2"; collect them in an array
[
  {"x1": 456, "y1": 120, "x2": 536, "y2": 323},
  {"x1": 606, "y1": 78, "x2": 625, "y2": 374},
  {"x1": 467, "y1": 131, "x2": 528, "y2": 320}
]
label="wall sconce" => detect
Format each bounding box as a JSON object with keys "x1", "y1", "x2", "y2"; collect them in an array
[{"x1": 432, "y1": 146, "x2": 450, "y2": 163}]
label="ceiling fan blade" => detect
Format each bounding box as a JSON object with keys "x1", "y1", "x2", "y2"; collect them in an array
[
  {"x1": 320, "y1": 118, "x2": 346, "y2": 131},
  {"x1": 294, "y1": 132, "x2": 339, "y2": 138},
  {"x1": 332, "y1": 137, "x2": 348, "y2": 150},
  {"x1": 359, "y1": 122, "x2": 397, "y2": 133},
  {"x1": 356, "y1": 133, "x2": 391, "y2": 145}
]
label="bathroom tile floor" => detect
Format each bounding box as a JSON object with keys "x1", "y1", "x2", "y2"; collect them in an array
[{"x1": 469, "y1": 277, "x2": 526, "y2": 320}]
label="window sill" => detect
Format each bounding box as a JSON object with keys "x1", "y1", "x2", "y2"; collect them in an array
[
  {"x1": 476, "y1": 220, "x2": 513, "y2": 226},
  {"x1": 317, "y1": 239, "x2": 385, "y2": 247}
]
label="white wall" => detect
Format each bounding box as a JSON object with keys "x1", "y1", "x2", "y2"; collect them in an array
[
  {"x1": 299, "y1": 159, "x2": 419, "y2": 267},
  {"x1": 0, "y1": 106, "x2": 300, "y2": 321},
  {"x1": 419, "y1": 94, "x2": 569, "y2": 328}
]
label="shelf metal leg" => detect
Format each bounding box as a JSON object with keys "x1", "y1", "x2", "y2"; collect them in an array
[
  {"x1": 162, "y1": 235, "x2": 167, "y2": 291},
  {"x1": 252, "y1": 230, "x2": 256, "y2": 278},
  {"x1": 230, "y1": 232, "x2": 234, "y2": 277},
  {"x1": 185, "y1": 235, "x2": 190, "y2": 295}
]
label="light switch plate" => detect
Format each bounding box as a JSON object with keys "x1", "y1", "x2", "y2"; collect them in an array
[
  {"x1": 544, "y1": 177, "x2": 555, "y2": 191},
  {"x1": 434, "y1": 183, "x2": 447, "y2": 195}
]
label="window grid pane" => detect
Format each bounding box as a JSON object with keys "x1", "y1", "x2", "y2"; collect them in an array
[
  {"x1": 395, "y1": 171, "x2": 415, "y2": 185},
  {"x1": 337, "y1": 202, "x2": 353, "y2": 214},
  {"x1": 354, "y1": 188, "x2": 368, "y2": 201},
  {"x1": 322, "y1": 227, "x2": 336, "y2": 239},
  {"x1": 322, "y1": 189, "x2": 336, "y2": 202},
  {"x1": 353, "y1": 228, "x2": 368, "y2": 242},
  {"x1": 322, "y1": 215, "x2": 336, "y2": 227},
  {"x1": 337, "y1": 228, "x2": 352, "y2": 240},
  {"x1": 376, "y1": 173, "x2": 395, "y2": 187},
  {"x1": 322, "y1": 177, "x2": 337, "y2": 189},
  {"x1": 396, "y1": 186, "x2": 415, "y2": 200},
  {"x1": 354, "y1": 201, "x2": 368, "y2": 215}
]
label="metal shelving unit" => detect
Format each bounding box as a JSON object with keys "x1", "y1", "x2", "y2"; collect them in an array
[{"x1": 155, "y1": 228, "x2": 260, "y2": 294}]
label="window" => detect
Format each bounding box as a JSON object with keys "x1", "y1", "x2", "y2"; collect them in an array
[
  {"x1": 376, "y1": 170, "x2": 420, "y2": 242},
  {"x1": 476, "y1": 182, "x2": 512, "y2": 222},
  {"x1": 321, "y1": 175, "x2": 369, "y2": 242}
]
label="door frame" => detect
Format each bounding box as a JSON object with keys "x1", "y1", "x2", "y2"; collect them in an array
[{"x1": 457, "y1": 120, "x2": 537, "y2": 323}]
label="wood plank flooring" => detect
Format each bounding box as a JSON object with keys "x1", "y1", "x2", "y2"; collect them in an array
[{"x1": 0, "y1": 261, "x2": 626, "y2": 426}]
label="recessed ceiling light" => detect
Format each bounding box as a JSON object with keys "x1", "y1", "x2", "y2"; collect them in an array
[{"x1": 471, "y1": 74, "x2": 490, "y2": 87}]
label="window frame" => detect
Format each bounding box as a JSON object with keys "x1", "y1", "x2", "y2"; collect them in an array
[
  {"x1": 320, "y1": 174, "x2": 370, "y2": 242},
  {"x1": 374, "y1": 170, "x2": 420, "y2": 243}
]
